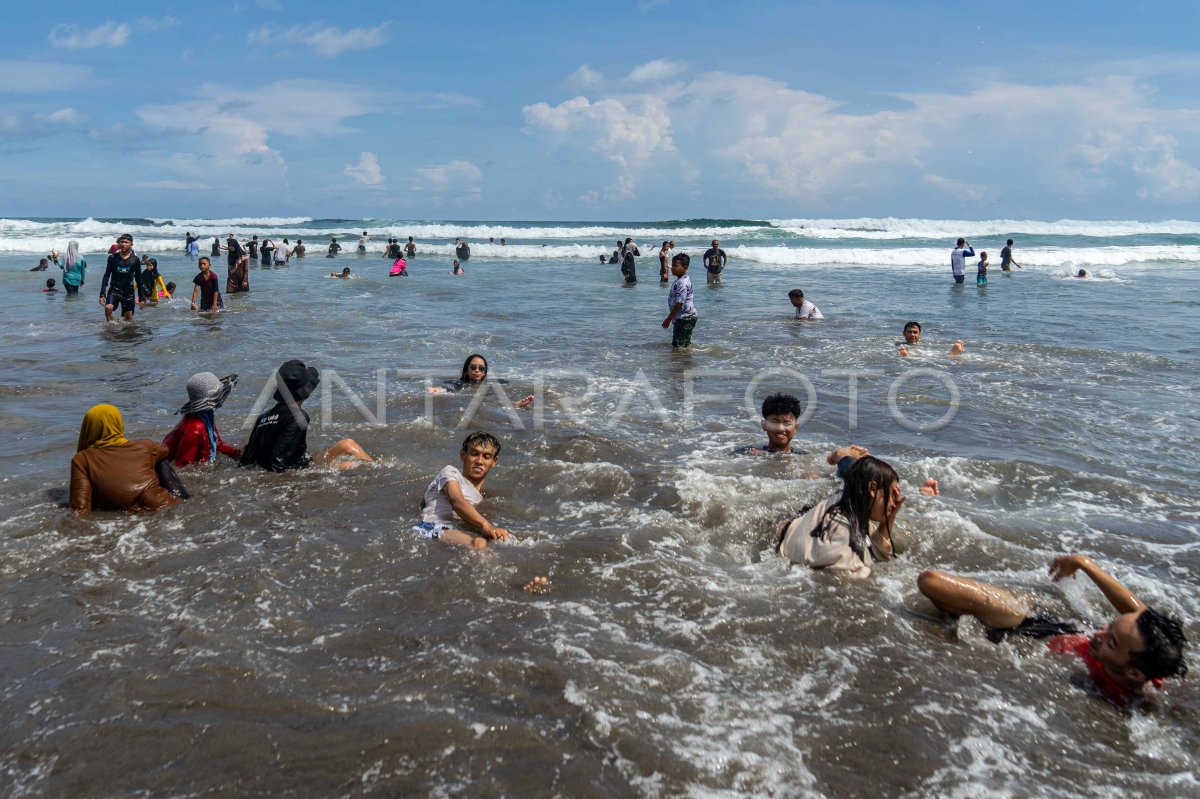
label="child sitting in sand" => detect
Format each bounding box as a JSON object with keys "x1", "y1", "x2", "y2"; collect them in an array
[{"x1": 413, "y1": 432, "x2": 512, "y2": 549}]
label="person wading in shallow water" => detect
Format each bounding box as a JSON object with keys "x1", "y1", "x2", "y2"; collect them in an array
[{"x1": 99, "y1": 233, "x2": 144, "y2": 322}]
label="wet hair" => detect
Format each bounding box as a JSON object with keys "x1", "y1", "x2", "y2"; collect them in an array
[
  {"x1": 46, "y1": 278, "x2": 56, "y2": 288},
  {"x1": 1129, "y1": 608, "x2": 1188, "y2": 681},
  {"x1": 956, "y1": 238, "x2": 965, "y2": 247},
  {"x1": 459, "y1": 353, "x2": 488, "y2": 383},
  {"x1": 788, "y1": 288, "x2": 804, "y2": 299},
  {"x1": 461, "y1": 431, "x2": 501, "y2": 456},
  {"x1": 821, "y1": 456, "x2": 899, "y2": 561},
  {"x1": 980, "y1": 251, "x2": 987, "y2": 260},
  {"x1": 904, "y1": 321, "x2": 922, "y2": 334},
  {"x1": 761, "y1": 393, "x2": 801, "y2": 419},
  {"x1": 198, "y1": 256, "x2": 211, "y2": 267},
  {"x1": 1077, "y1": 269, "x2": 1087, "y2": 278},
  {"x1": 671, "y1": 252, "x2": 690, "y2": 269},
  {"x1": 166, "y1": 282, "x2": 176, "y2": 292},
  {"x1": 662, "y1": 240, "x2": 670, "y2": 248}
]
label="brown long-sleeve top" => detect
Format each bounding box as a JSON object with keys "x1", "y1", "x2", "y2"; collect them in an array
[{"x1": 69, "y1": 439, "x2": 178, "y2": 514}]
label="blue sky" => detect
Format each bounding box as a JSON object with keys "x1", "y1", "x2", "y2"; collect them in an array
[{"x1": 2, "y1": 0, "x2": 1199, "y2": 220}]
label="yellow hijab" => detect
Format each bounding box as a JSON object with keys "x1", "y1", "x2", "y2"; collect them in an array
[{"x1": 77, "y1": 404, "x2": 129, "y2": 451}]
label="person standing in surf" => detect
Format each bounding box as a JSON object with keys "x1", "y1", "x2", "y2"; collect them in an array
[
  {"x1": 327, "y1": 237, "x2": 341, "y2": 258},
  {"x1": 658, "y1": 241, "x2": 672, "y2": 283},
  {"x1": 50, "y1": 241, "x2": 86, "y2": 295},
  {"x1": 98, "y1": 233, "x2": 144, "y2": 322},
  {"x1": 950, "y1": 238, "x2": 974, "y2": 284},
  {"x1": 357, "y1": 231, "x2": 369, "y2": 255},
  {"x1": 703, "y1": 239, "x2": 728, "y2": 285},
  {"x1": 1000, "y1": 239, "x2": 1022, "y2": 272},
  {"x1": 620, "y1": 237, "x2": 640, "y2": 284}
]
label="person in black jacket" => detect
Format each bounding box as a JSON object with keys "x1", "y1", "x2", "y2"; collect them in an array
[{"x1": 240, "y1": 360, "x2": 374, "y2": 472}]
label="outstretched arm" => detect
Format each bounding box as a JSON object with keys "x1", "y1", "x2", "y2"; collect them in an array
[{"x1": 1049, "y1": 555, "x2": 1144, "y2": 615}]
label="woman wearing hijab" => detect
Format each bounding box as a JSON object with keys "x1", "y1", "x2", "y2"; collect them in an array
[
  {"x1": 162, "y1": 373, "x2": 242, "y2": 468},
  {"x1": 50, "y1": 241, "x2": 87, "y2": 295},
  {"x1": 240, "y1": 359, "x2": 373, "y2": 472},
  {"x1": 226, "y1": 239, "x2": 250, "y2": 294},
  {"x1": 70, "y1": 404, "x2": 180, "y2": 514}
]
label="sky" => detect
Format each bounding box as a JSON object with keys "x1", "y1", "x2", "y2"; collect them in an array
[{"x1": 2, "y1": 0, "x2": 1199, "y2": 220}]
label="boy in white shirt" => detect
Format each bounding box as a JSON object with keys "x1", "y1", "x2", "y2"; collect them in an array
[{"x1": 413, "y1": 432, "x2": 511, "y2": 549}]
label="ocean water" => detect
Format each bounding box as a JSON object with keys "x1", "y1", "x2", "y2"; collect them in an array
[{"x1": 1, "y1": 216, "x2": 1198, "y2": 797}]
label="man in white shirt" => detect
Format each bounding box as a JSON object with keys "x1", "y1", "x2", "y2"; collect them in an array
[
  {"x1": 788, "y1": 288, "x2": 824, "y2": 319},
  {"x1": 950, "y1": 238, "x2": 975, "y2": 284}
]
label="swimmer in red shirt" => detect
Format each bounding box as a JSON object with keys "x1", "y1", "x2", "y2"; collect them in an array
[{"x1": 917, "y1": 555, "x2": 1187, "y2": 706}]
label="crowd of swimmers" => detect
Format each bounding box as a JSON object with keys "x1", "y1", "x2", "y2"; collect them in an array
[{"x1": 40, "y1": 228, "x2": 1187, "y2": 712}]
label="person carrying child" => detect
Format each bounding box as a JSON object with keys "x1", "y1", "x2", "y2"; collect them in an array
[{"x1": 413, "y1": 432, "x2": 511, "y2": 549}]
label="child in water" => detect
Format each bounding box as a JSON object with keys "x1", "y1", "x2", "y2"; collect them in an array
[
  {"x1": 977, "y1": 252, "x2": 988, "y2": 285},
  {"x1": 42, "y1": 278, "x2": 58, "y2": 292},
  {"x1": 330, "y1": 267, "x2": 352, "y2": 278},
  {"x1": 413, "y1": 432, "x2": 512, "y2": 549},
  {"x1": 450, "y1": 260, "x2": 465, "y2": 275},
  {"x1": 162, "y1": 281, "x2": 176, "y2": 300},
  {"x1": 389, "y1": 257, "x2": 408, "y2": 277}
]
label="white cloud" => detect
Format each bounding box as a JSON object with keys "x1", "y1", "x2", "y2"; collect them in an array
[
  {"x1": 522, "y1": 95, "x2": 674, "y2": 200},
  {"x1": 136, "y1": 80, "x2": 373, "y2": 184},
  {"x1": 628, "y1": 59, "x2": 685, "y2": 83},
  {"x1": 0, "y1": 62, "x2": 91, "y2": 93},
  {"x1": 569, "y1": 65, "x2": 602, "y2": 90},
  {"x1": 0, "y1": 107, "x2": 83, "y2": 138},
  {"x1": 247, "y1": 22, "x2": 390, "y2": 57},
  {"x1": 522, "y1": 64, "x2": 1200, "y2": 209},
  {"x1": 136, "y1": 180, "x2": 210, "y2": 190},
  {"x1": 345, "y1": 151, "x2": 384, "y2": 188},
  {"x1": 136, "y1": 16, "x2": 181, "y2": 33},
  {"x1": 413, "y1": 160, "x2": 483, "y2": 200},
  {"x1": 48, "y1": 22, "x2": 130, "y2": 50}
]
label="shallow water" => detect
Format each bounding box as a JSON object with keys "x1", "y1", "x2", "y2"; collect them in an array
[{"x1": 1, "y1": 225, "x2": 1198, "y2": 797}]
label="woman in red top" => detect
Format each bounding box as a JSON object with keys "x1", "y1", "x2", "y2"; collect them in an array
[{"x1": 162, "y1": 372, "x2": 242, "y2": 467}]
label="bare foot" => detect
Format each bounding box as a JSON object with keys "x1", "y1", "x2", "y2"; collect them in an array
[
  {"x1": 919, "y1": 478, "x2": 939, "y2": 496},
  {"x1": 523, "y1": 576, "x2": 552, "y2": 594}
]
